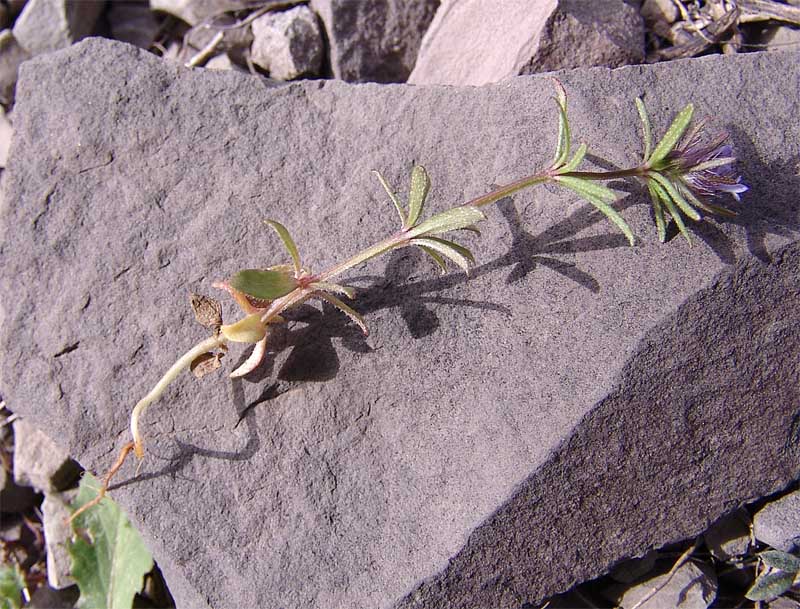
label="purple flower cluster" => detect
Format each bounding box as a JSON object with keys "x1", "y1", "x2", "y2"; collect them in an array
[{"x1": 665, "y1": 128, "x2": 748, "y2": 204}]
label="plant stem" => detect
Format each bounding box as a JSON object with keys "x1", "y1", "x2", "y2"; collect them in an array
[
  {"x1": 564, "y1": 167, "x2": 646, "y2": 180},
  {"x1": 130, "y1": 334, "x2": 226, "y2": 458}
]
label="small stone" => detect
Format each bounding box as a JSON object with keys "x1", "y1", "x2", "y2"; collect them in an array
[
  {"x1": 0, "y1": 29, "x2": 30, "y2": 106},
  {"x1": 42, "y1": 490, "x2": 78, "y2": 589},
  {"x1": 108, "y1": 0, "x2": 160, "y2": 49},
  {"x1": 615, "y1": 561, "x2": 717, "y2": 609},
  {"x1": 250, "y1": 6, "x2": 322, "y2": 80},
  {"x1": 204, "y1": 53, "x2": 235, "y2": 71},
  {"x1": 641, "y1": 0, "x2": 680, "y2": 25},
  {"x1": 12, "y1": 419, "x2": 81, "y2": 493},
  {"x1": 754, "y1": 490, "x2": 800, "y2": 552},
  {"x1": 12, "y1": 0, "x2": 104, "y2": 56},
  {"x1": 309, "y1": 0, "x2": 439, "y2": 82},
  {"x1": 704, "y1": 508, "x2": 751, "y2": 560},
  {"x1": 764, "y1": 25, "x2": 800, "y2": 52},
  {"x1": 610, "y1": 550, "x2": 660, "y2": 584},
  {"x1": 0, "y1": 107, "x2": 13, "y2": 167},
  {"x1": 26, "y1": 583, "x2": 79, "y2": 609},
  {"x1": 150, "y1": 0, "x2": 254, "y2": 27},
  {"x1": 409, "y1": 0, "x2": 644, "y2": 86}
]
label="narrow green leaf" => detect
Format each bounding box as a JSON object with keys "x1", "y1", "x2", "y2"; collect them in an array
[
  {"x1": 635, "y1": 97, "x2": 652, "y2": 163},
  {"x1": 69, "y1": 473, "x2": 154, "y2": 609},
  {"x1": 648, "y1": 172, "x2": 701, "y2": 221},
  {"x1": 760, "y1": 551, "x2": 800, "y2": 573},
  {"x1": 406, "y1": 165, "x2": 431, "y2": 227},
  {"x1": 417, "y1": 245, "x2": 448, "y2": 274},
  {"x1": 230, "y1": 269, "x2": 298, "y2": 301},
  {"x1": 372, "y1": 170, "x2": 406, "y2": 227},
  {"x1": 309, "y1": 282, "x2": 356, "y2": 299},
  {"x1": 648, "y1": 103, "x2": 694, "y2": 167},
  {"x1": 410, "y1": 237, "x2": 474, "y2": 274},
  {"x1": 316, "y1": 292, "x2": 368, "y2": 335},
  {"x1": 406, "y1": 206, "x2": 486, "y2": 239},
  {"x1": 552, "y1": 102, "x2": 570, "y2": 169},
  {"x1": 0, "y1": 564, "x2": 24, "y2": 609},
  {"x1": 651, "y1": 179, "x2": 691, "y2": 245},
  {"x1": 647, "y1": 180, "x2": 668, "y2": 243},
  {"x1": 264, "y1": 219, "x2": 302, "y2": 276},
  {"x1": 555, "y1": 175, "x2": 618, "y2": 203},
  {"x1": 678, "y1": 182, "x2": 738, "y2": 218},
  {"x1": 746, "y1": 570, "x2": 796, "y2": 601},
  {"x1": 556, "y1": 142, "x2": 588, "y2": 175},
  {"x1": 555, "y1": 176, "x2": 635, "y2": 246}
]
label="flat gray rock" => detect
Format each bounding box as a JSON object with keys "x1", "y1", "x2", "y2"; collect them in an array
[
  {"x1": 1, "y1": 38, "x2": 799, "y2": 609},
  {"x1": 409, "y1": 0, "x2": 644, "y2": 86},
  {"x1": 310, "y1": 0, "x2": 439, "y2": 82}
]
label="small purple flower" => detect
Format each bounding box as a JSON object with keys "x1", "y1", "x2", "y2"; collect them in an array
[{"x1": 663, "y1": 127, "x2": 748, "y2": 205}]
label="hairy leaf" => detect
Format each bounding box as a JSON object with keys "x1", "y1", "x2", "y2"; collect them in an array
[
  {"x1": 264, "y1": 220, "x2": 302, "y2": 276},
  {"x1": 746, "y1": 570, "x2": 797, "y2": 601},
  {"x1": 418, "y1": 245, "x2": 448, "y2": 274},
  {"x1": 649, "y1": 172, "x2": 701, "y2": 221},
  {"x1": 316, "y1": 292, "x2": 368, "y2": 335},
  {"x1": 555, "y1": 176, "x2": 635, "y2": 246},
  {"x1": 635, "y1": 97, "x2": 652, "y2": 163},
  {"x1": 556, "y1": 142, "x2": 587, "y2": 175},
  {"x1": 648, "y1": 103, "x2": 694, "y2": 166},
  {"x1": 0, "y1": 564, "x2": 24, "y2": 609},
  {"x1": 410, "y1": 237, "x2": 474, "y2": 274},
  {"x1": 760, "y1": 550, "x2": 800, "y2": 573},
  {"x1": 407, "y1": 165, "x2": 430, "y2": 227},
  {"x1": 650, "y1": 178, "x2": 691, "y2": 245},
  {"x1": 372, "y1": 170, "x2": 406, "y2": 226},
  {"x1": 229, "y1": 269, "x2": 298, "y2": 301},
  {"x1": 406, "y1": 206, "x2": 485, "y2": 238},
  {"x1": 309, "y1": 282, "x2": 356, "y2": 300},
  {"x1": 551, "y1": 79, "x2": 570, "y2": 168},
  {"x1": 647, "y1": 180, "x2": 668, "y2": 243},
  {"x1": 69, "y1": 473, "x2": 153, "y2": 609}
]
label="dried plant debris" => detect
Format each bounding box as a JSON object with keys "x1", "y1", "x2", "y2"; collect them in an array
[{"x1": 644, "y1": 0, "x2": 800, "y2": 62}]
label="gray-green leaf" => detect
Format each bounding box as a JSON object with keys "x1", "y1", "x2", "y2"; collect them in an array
[
  {"x1": 230, "y1": 269, "x2": 298, "y2": 301},
  {"x1": 746, "y1": 570, "x2": 797, "y2": 601},
  {"x1": 406, "y1": 206, "x2": 485, "y2": 239},
  {"x1": 373, "y1": 170, "x2": 406, "y2": 227},
  {"x1": 407, "y1": 165, "x2": 431, "y2": 227},
  {"x1": 555, "y1": 176, "x2": 635, "y2": 246},
  {"x1": 635, "y1": 97, "x2": 652, "y2": 163},
  {"x1": 69, "y1": 473, "x2": 154, "y2": 609},
  {"x1": 760, "y1": 550, "x2": 800, "y2": 573},
  {"x1": 264, "y1": 219, "x2": 302, "y2": 276},
  {"x1": 648, "y1": 103, "x2": 694, "y2": 167},
  {"x1": 410, "y1": 237, "x2": 475, "y2": 274}
]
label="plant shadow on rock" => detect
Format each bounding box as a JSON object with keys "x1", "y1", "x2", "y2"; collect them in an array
[{"x1": 395, "y1": 239, "x2": 800, "y2": 609}]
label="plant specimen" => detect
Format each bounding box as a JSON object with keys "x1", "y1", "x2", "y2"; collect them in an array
[{"x1": 70, "y1": 81, "x2": 746, "y2": 521}]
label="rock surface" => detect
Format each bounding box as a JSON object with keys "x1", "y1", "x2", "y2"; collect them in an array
[
  {"x1": 310, "y1": 0, "x2": 439, "y2": 82},
  {"x1": 1, "y1": 38, "x2": 799, "y2": 609},
  {"x1": 753, "y1": 490, "x2": 800, "y2": 552},
  {"x1": 251, "y1": 5, "x2": 323, "y2": 80},
  {"x1": 704, "y1": 509, "x2": 751, "y2": 560},
  {"x1": 409, "y1": 0, "x2": 644, "y2": 86}
]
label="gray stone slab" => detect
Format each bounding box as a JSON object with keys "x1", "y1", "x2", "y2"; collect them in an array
[{"x1": 0, "y1": 38, "x2": 799, "y2": 609}]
